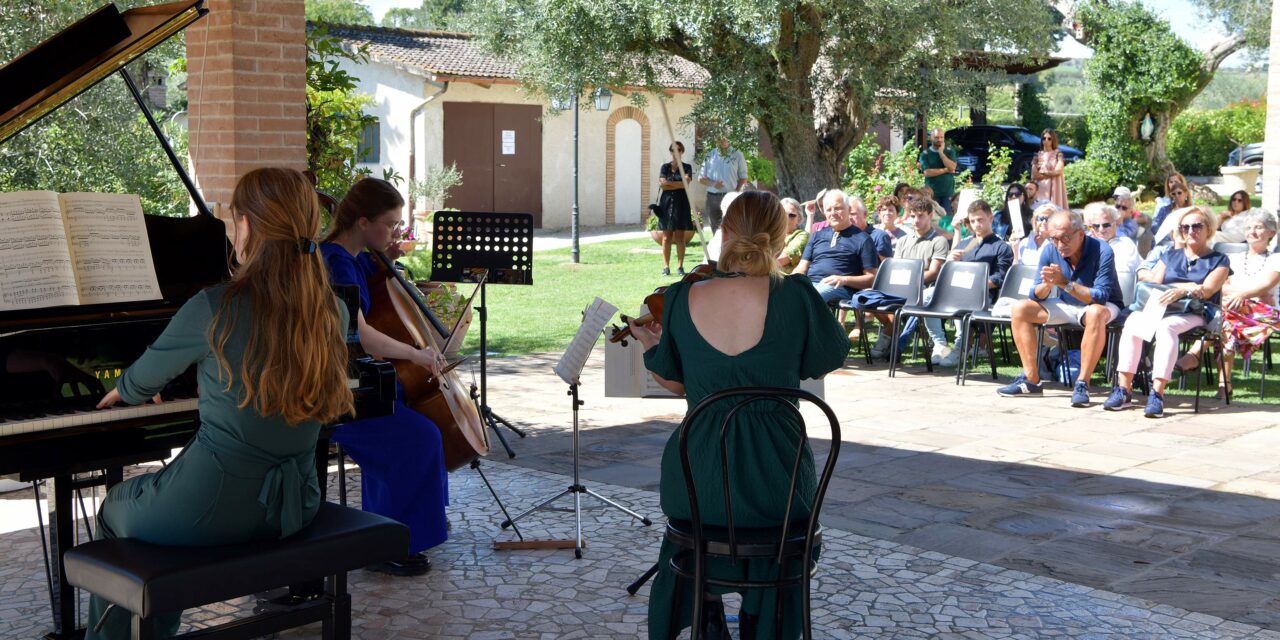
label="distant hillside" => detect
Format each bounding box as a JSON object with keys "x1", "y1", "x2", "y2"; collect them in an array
[{"x1": 1189, "y1": 67, "x2": 1267, "y2": 111}]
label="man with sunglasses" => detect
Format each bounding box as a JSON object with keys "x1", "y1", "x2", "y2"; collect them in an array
[
  {"x1": 998, "y1": 210, "x2": 1122, "y2": 406},
  {"x1": 1110, "y1": 186, "x2": 1148, "y2": 242},
  {"x1": 1086, "y1": 202, "x2": 1141, "y2": 304}
]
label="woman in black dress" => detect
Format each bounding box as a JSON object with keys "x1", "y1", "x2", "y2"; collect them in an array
[{"x1": 657, "y1": 141, "x2": 695, "y2": 275}]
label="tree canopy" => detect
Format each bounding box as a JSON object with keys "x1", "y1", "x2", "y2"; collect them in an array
[
  {"x1": 466, "y1": 0, "x2": 1061, "y2": 198},
  {"x1": 382, "y1": 0, "x2": 466, "y2": 30},
  {"x1": 305, "y1": 0, "x2": 374, "y2": 26}
]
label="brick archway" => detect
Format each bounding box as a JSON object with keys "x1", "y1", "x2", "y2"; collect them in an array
[{"x1": 605, "y1": 106, "x2": 651, "y2": 224}]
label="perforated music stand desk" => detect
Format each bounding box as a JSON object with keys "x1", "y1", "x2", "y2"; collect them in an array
[{"x1": 431, "y1": 212, "x2": 534, "y2": 455}]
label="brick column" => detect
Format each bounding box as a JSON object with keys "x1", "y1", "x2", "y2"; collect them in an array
[
  {"x1": 186, "y1": 0, "x2": 307, "y2": 216},
  {"x1": 1264, "y1": 5, "x2": 1280, "y2": 213}
]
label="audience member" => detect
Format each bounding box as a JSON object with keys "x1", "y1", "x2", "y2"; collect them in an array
[
  {"x1": 867, "y1": 197, "x2": 950, "y2": 359},
  {"x1": 995, "y1": 183, "x2": 1026, "y2": 240},
  {"x1": 918, "y1": 128, "x2": 959, "y2": 218},
  {"x1": 1217, "y1": 189, "x2": 1252, "y2": 243},
  {"x1": 697, "y1": 136, "x2": 749, "y2": 234},
  {"x1": 1150, "y1": 173, "x2": 1192, "y2": 246},
  {"x1": 1085, "y1": 202, "x2": 1141, "y2": 304},
  {"x1": 925, "y1": 200, "x2": 1013, "y2": 367},
  {"x1": 997, "y1": 209, "x2": 1123, "y2": 405},
  {"x1": 1105, "y1": 207, "x2": 1230, "y2": 418},
  {"x1": 1013, "y1": 204, "x2": 1056, "y2": 266},
  {"x1": 849, "y1": 195, "x2": 894, "y2": 260},
  {"x1": 777, "y1": 197, "x2": 810, "y2": 274},
  {"x1": 793, "y1": 189, "x2": 880, "y2": 304},
  {"x1": 1025, "y1": 181, "x2": 1040, "y2": 207},
  {"x1": 1032, "y1": 129, "x2": 1067, "y2": 209},
  {"x1": 1217, "y1": 210, "x2": 1280, "y2": 399},
  {"x1": 1111, "y1": 186, "x2": 1148, "y2": 242},
  {"x1": 875, "y1": 196, "x2": 906, "y2": 240}
]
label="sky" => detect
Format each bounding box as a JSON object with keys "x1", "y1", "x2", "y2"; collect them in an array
[{"x1": 363, "y1": 0, "x2": 1248, "y2": 66}]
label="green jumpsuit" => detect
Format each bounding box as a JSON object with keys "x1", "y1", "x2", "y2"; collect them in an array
[
  {"x1": 644, "y1": 274, "x2": 850, "y2": 639},
  {"x1": 85, "y1": 285, "x2": 347, "y2": 640}
]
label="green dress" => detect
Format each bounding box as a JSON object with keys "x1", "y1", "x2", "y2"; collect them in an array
[
  {"x1": 643, "y1": 274, "x2": 850, "y2": 640},
  {"x1": 85, "y1": 285, "x2": 348, "y2": 640}
]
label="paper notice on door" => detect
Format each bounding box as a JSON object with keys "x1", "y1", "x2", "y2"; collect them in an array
[
  {"x1": 501, "y1": 130, "x2": 516, "y2": 155},
  {"x1": 889, "y1": 269, "x2": 912, "y2": 286},
  {"x1": 951, "y1": 271, "x2": 976, "y2": 289}
]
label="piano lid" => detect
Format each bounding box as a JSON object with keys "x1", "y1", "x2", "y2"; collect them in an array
[{"x1": 0, "y1": 0, "x2": 207, "y2": 144}]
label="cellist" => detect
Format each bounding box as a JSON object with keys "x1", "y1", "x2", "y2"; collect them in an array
[{"x1": 319, "y1": 177, "x2": 449, "y2": 576}]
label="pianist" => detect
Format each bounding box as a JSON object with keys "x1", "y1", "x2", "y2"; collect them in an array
[
  {"x1": 318, "y1": 177, "x2": 450, "y2": 576},
  {"x1": 86, "y1": 168, "x2": 356, "y2": 640}
]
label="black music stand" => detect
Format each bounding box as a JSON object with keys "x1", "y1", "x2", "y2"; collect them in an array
[{"x1": 431, "y1": 212, "x2": 534, "y2": 458}]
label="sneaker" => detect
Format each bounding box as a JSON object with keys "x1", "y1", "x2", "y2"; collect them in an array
[
  {"x1": 1102, "y1": 386, "x2": 1132, "y2": 411},
  {"x1": 938, "y1": 349, "x2": 962, "y2": 368},
  {"x1": 1070, "y1": 380, "x2": 1091, "y2": 407},
  {"x1": 676, "y1": 266, "x2": 686, "y2": 275},
  {"x1": 930, "y1": 344, "x2": 951, "y2": 365},
  {"x1": 998, "y1": 373, "x2": 1044, "y2": 397},
  {"x1": 1145, "y1": 391, "x2": 1165, "y2": 418},
  {"x1": 869, "y1": 334, "x2": 891, "y2": 359},
  {"x1": 661, "y1": 267, "x2": 670, "y2": 276}
]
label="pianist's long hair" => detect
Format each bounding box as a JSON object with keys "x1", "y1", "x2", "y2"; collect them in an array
[{"x1": 211, "y1": 168, "x2": 354, "y2": 425}]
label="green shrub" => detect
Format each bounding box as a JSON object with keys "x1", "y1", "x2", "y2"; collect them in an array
[
  {"x1": 1055, "y1": 115, "x2": 1091, "y2": 152},
  {"x1": 1168, "y1": 100, "x2": 1266, "y2": 175},
  {"x1": 1063, "y1": 159, "x2": 1118, "y2": 206},
  {"x1": 746, "y1": 154, "x2": 776, "y2": 188},
  {"x1": 842, "y1": 138, "x2": 924, "y2": 214}
]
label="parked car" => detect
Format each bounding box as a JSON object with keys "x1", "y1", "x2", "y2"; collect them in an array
[
  {"x1": 1227, "y1": 142, "x2": 1263, "y2": 167},
  {"x1": 943, "y1": 125, "x2": 1084, "y2": 184}
]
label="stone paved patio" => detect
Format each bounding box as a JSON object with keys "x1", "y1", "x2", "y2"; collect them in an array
[{"x1": 1, "y1": 346, "x2": 1278, "y2": 637}]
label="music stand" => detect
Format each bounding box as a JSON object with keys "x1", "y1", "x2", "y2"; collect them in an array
[
  {"x1": 431, "y1": 211, "x2": 534, "y2": 457},
  {"x1": 500, "y1": 298, "x2": 652, "y2": 558}
]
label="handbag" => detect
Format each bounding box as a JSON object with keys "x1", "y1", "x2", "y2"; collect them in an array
[{"x1": 1129, "y1": 281, "x2": 1214, "y2": 321}]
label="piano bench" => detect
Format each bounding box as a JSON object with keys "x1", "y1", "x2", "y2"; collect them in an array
[{"x1": 63, "y1": 502, "x2": 408, "y2": 640}]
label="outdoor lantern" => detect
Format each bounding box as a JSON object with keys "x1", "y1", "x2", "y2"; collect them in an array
[
  {"x1": 1139, "y1": 111, "x2": 1156, "y2": 143},
  {"x1": 593, "y1": 87, "x2": 612, "y2": 111}
]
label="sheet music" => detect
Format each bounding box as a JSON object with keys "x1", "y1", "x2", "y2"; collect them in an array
[
  {"x1": 60, "y1": 192, "x2": 162, "y2": 305},
  {"x1": 555, "y1": 297, "x2": 618, "y2": 385},
  {"x1": 0, "y1": 191, "x2": 81, "y2": 311},
  {"x1": 952, "y1": 188, "x2": 979, "y2": 228},
  {"x1": 1008, "y1": 199, "x2": 1025, "y2": 239}
]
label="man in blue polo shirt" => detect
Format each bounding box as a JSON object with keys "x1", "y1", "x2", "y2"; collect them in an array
[
  {"x1": 794, "y1": 189, "x2": 880, "y2": 304},
  {"x1": 998, "y1": 209, "x2": 1123, "y2": 406}
]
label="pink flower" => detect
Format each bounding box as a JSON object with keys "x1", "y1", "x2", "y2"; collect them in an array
[{"x1": 874, "y1": 185, "x2": 882, "y2": 192}]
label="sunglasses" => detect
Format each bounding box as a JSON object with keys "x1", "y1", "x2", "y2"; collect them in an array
[
  {"x1": 1179, "y1": 222, "x2": 1205, "y2": 233},
  {"x1": 1089, "y1": 222, "x2": 1113, "y2": 230},
  {"x1": 1116, "y1": 204, "x2": 1130, "y2": 211},
  {"x1": 1035, "y1": 216, "x2": 1049, "y2": 223},
  {"x1": 1232, "y1": 196, "x2": 1247, "y2": 202},
  {"x1": 1171, "y1": 189, "x2": 1186, "y2": 196},
  {"x1": 787, "y1": 213, "x2": 798, "y2": 219}
]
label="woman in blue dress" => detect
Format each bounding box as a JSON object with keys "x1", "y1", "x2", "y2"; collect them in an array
[
  {"x1": 320, "y1": 177, "x2": 450, "y2": 575},
  {"x1": 86, "y1": 168, "x2": 356, "y2": 639}
]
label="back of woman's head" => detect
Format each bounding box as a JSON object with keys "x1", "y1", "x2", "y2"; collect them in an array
[
  {"x1": 719, "y1": 190, "x2": 786, "y2": 278},
  {"x1": 324, "y1": 178, "x2": 404, "y2": 242},
  {"x1": 218, "y1": 168, "x2": 353, "y2": 425}
]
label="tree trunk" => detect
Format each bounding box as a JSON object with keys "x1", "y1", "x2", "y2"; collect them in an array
[
  {"x1": 760, "y1": 118, "x2": 846, "y2": 201},
  {"x1": 1143, "y1": 109, "x2": 1176, "y2": 179}
]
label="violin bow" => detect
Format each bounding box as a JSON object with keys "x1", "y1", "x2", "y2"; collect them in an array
[{"x1": 656, "y1": 94, "x2": 712, "y2": 264}]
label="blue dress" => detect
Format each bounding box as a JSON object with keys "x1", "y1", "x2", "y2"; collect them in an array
[{"x1": 321, "y1": 242, "x2": 449, "y2": 554}]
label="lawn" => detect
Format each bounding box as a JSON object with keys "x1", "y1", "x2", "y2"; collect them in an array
[
  {"x1": 458, "y1": 237, "x2": 699, "y2": 356},
  {"x1": 456, "y1": 237, "x2": 1277, "y2": 405}
]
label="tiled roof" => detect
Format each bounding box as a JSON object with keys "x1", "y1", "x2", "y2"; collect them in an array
[{"x1": 320, "y1": 23, "x2": 707, "y2": 90}]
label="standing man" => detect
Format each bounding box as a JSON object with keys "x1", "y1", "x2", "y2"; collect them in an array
[
  {"x1": 918, "y1": 128, "x2": 959, "y2": 218},
  {"x1": 998, "y1": 209, "x2": 1123, "y2": 405},
  {"x1": 698, "y1": 136, "x2": 750, "y2": 234},
  {"x1": 794, "y1": 189, "x2": 880, "y2": 304}
]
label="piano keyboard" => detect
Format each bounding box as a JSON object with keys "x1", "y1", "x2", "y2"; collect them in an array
[{"x1": 0, "y1": 398, "x2": 199, "y2": 439}]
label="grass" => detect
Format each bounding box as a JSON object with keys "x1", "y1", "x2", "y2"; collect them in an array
[{"x1": 458, "y1": 237, "x2": 700, "y2": 356}]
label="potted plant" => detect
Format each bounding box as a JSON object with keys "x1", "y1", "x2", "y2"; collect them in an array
[
  {"x1": 647, "y1": 206, "x2": 700, "y2": 245},
  {"x1": 1221, "y1": 137, "x2": 1261, "y2": 198},
  {"x1": 408, "y1": 163, "x2": 464, "y2": 252},
  {"x1": 414, "y1": 281, "x2": 473, "y2": 357}
]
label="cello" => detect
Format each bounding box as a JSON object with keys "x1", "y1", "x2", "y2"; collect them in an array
[{"x1": 314, "y1": 186, "x2": 488, "y2": 471}]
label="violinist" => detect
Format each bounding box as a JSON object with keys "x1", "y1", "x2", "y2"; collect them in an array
[
  {"x1": 627, "y1": 191, "x2": 849, "y2": 639},
  {"x1": 319, "y1": 178, "x2": 449, "y2": 576}
]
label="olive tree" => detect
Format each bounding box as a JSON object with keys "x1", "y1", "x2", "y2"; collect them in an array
[{"x1": 466, "y1": 0, "x2": 1060, "y2": 198}]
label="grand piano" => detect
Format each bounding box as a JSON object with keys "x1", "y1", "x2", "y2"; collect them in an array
[{"x1": 0, "y1": 2, "x2": 395, "y2": 638}]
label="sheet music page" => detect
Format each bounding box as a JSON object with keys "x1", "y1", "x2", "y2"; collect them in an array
[
  {"x1": 59, "y1": 192, "x2": 162, "y2": 305},
  {"x1": 0, "y1": 191, "x2": 81, "y2": 311},
  {"x1": 555, "y1": 297, "x2": 618, "y2": 385}
]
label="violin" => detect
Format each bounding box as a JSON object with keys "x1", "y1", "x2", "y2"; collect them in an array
[{"x1": 609, "y1": 263, "x2": 715, "y2": 346}]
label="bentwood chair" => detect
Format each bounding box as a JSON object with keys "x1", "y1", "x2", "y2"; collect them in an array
[
  {"x1": 838, "y1": 258, "x2": 924, "y2": 364},
  {"x1": 664, "y1": 387, "x2": 840, "y2": 640},
  {"x1": 889, "y1": 261, "x2": 991, "y2": 385}
]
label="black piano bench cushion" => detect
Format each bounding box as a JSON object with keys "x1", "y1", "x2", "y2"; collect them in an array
[{"x1": 64, "y1": 503, "x2": 408, "y2": 619}]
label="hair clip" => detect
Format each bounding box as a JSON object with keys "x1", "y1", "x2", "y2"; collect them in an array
[{"x1": 299, "y1": 238, "x2": 318, "y2": 254}]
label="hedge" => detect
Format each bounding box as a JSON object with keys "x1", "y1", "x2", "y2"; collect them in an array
[{"x1": 1168, "y1": 100, "x2": 1266, "y2": 175}]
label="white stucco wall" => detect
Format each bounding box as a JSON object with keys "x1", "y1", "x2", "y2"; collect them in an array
[{"x1": 341, "y1": 57, "x2": 703, "y2": 229}]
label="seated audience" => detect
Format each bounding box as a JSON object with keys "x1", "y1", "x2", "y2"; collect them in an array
[
  {"x1": 866, "y1": 197, "x2": 950, "y2": 359},
  {"x1": 925, "y1": 200, "x2": 1014, "y2": 367},
  {"x1": 1217, "y1": 189, "x2": 1253, "y2": 243},
  {"x1": 1150, "y1": 173, "x2": 1192, "y2": 247},
  {"x1": 793, "y1": 189, "x2": 880, "y2": 304},
  {"x1": 1111, "y1": 186, "x2": 1149, "y2": 242},
  {"x1": 995, "y1": 183, "x2": 1026, "y2": 240},
  {"x1": 998, "y1": 209, "x2": 1123, "y2": 405},
  {"x1": 1086, "y1": 202, "x2": 1141, "y2": 304},
  {"x1": 849, "y1": 195, "x2": 894, "y2": 260},
  {"x1": 1012, "y1": 204, "x2": 1056, "y2": 266},
  {"x1": 875, "y1": 196, "x2": 906, "y2": 241},
  {"x1": 1105, "y1": 207, "x2": 1231, "y2": 418},
  {"x1": 1217, "y1": 210, "x2": 1280, "y2": 399},
  {"x1": 777, "y1": 197, "x2": 810, "y2": 274}
]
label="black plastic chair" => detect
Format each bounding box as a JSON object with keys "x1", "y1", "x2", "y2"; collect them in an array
[
  {"x1": 889, "y1": 261, "x2": 991, "y2": 385},
  {"x1": 838, "y1": 258, "x2": 924, "y2": 364},
  {"x1": 968, "y1": 264, "x2": 1039, "y2": 381},
  {"x1": 1215, "y1": 242, "x2": 1248, "y2": 255},
  {"x1": 664, "y1": 387, "x2": 840, "y2": 640}
]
